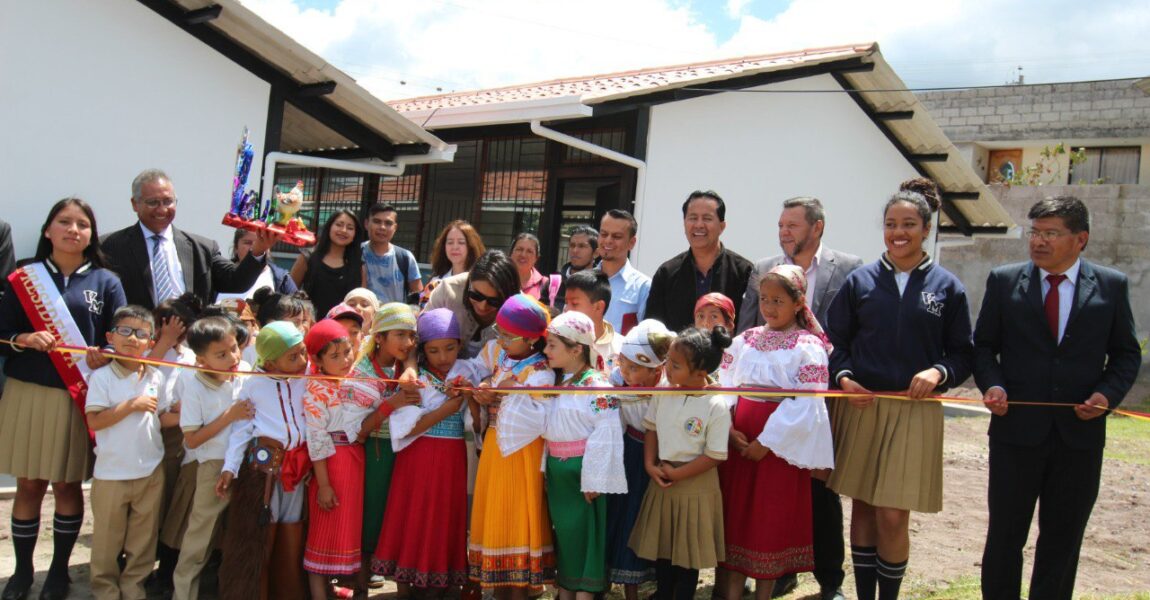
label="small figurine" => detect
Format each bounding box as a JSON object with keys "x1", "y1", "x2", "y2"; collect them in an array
[
  {"x1": 272, "y1": 181, "x2": 305, "y2": 228},
  {"x1": 222, "y1": 128, "x2": 315, "y2": 246}
]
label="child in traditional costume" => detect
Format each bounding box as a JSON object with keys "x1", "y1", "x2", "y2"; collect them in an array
[
  {"x1": 374, "y1": 308, "x2": 477, "y2": 595},
  {"x1": 542, "y1": 311, "x2": 627, "y2": 599},
  {"x1": 216, "y1": 321, "x2": 311, "y2": 600},
  {"x1": 468, "y1": 293, "x2": 557, "y2": 599},
  {"x1": 606, "y1": 320, "x2": 675, "y2": 599},
  {"x1": 717, "y1": 265, "x2": 834, "y2": 599},
  {"x1": 628, "y1": 326, "x2": 732, "y2": 600}
]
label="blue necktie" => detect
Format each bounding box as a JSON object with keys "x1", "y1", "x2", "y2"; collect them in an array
[{"x1": 151, "y1": 234, "x2": 176, "y2": 303}]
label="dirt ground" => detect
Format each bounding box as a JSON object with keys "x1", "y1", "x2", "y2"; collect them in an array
[{"x1": 2, "y1": 409, "x2": 1147, "y2": 599}]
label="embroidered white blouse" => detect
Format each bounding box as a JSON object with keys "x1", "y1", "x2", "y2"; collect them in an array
[
  {"x1": 543, "y1": 370, "x2": 627, "y2": 494},
  {"x1": 303, "y1": 375, "x2": 381, "y2": 461},
  {"x1": 471, "y1": 340, "x2": 555, "y2": 457},
  {"x1": 222, "y1": 372, "x2": 308, "y2": 476},
  {"x1": 389, "y1": 361, "x2": 481, "y2": 452},
  {"x1": 718, "y1": 327, "x2": 834, "y2": 470}
]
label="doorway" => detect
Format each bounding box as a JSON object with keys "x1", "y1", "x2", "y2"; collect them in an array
[{"x1": 550, "y1": 177, "x2": 621, "y2": 269}]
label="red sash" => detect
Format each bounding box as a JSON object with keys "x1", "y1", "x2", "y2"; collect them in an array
[{"x1": 7, "y1": 265, "x2": 94, "y2": 441}]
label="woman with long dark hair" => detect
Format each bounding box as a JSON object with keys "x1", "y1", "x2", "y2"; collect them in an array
[
  {"x1": 0, "y1": 198, "x2": 127, "y2": 600},
  {"x1": 425, "y1": 250, "x2": 521, "y2": 359},
  {"x1": 290, "y1": 210, "x2": 365, "y2": 318}
]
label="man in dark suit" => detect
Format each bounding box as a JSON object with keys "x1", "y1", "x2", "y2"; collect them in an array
[
  {"x1": 974, "y1": 196, "x2": 1141, "y2": 600},
  {"x1": 736, "y1": 197, "x2": 861, "y2": 600},
  {"x1": 645, "y1": 190, "x2": 753, "y2": 333},
  {"x1": 102, "y1": 169, "x2": 275, "y2": 309}
]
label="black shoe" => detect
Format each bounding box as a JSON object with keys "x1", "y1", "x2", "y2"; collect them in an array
[
  {"x1": 771, "y1": 574, "x2": 798, "y2": 598},
  {"x1": 819, "y1": 587, "x2": 845, "y2": 600},
  {"x1": 37, "y1": 578, "x2": 69, "y2": 600},
  {"x1": 1, "y1": 575, "x2": 33, "y2": 600}
]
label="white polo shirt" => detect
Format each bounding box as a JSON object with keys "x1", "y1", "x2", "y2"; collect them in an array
[
  {"x1": 86, "y1": 360, "x2": 169, "y2": 480},
  {"x1": 178, "y1": 368, "x2": 244, "y2": 463}
]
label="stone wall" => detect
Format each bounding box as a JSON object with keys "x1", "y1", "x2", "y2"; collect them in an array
[
  {"x1": 917, "y1": 78, "x2": 1150, "y2": 142},
  {"x1": 940, "y1": 184, "x2": 1150, "y2": 390}
]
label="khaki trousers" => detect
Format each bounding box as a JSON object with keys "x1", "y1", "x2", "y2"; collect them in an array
[
  {"x1": 90, "y1": 466, "x2": 164, "y2": 600},
  {"x1": 172, "y1": 460, "x2": 230, "y2": 600}
]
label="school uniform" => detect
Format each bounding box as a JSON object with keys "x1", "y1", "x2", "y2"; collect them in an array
[
  {"x1": 373, "y1": 362, "x2": 480, "y2": 588},
  {"x1": 592, "y1": 323, "x2": 623, "y2": 374},
  {"x1": 467, "y1": 341, "x2": 557, "y2": 590},
  {"x1": 172, "y1": 368, "x2": 244, "y2": 600},
  {"x1": 717, "y1": 328, "x2": 834, "y2": 580},
  {"x1": 824, "y1": 254, "x2": 973, "y2": 513},
  {"x1": 86, "y1": 361, "x2": 169, "y2": 600},
  {"x1": 628, "y1": 392, "x2": 730, "y2": 570},
  {"x1": 543, "y1": 369, "x2": 627, "y2": 592}
]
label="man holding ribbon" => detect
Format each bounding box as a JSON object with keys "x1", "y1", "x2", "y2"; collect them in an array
[{"x1": 974, "y1": 196, "x2": 1141, "y2": 600}]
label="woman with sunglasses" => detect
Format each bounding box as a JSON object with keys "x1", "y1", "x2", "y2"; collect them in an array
[
  {"x1": 425, "y1": 250, "x2": 521, "y2": 359},
  {"x1": 0, "y1": 198, "x2": 127, "y2": 600}
]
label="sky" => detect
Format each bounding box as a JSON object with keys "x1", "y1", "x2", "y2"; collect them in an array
[{"x1": 241, "y1": 0, "x2": 1150, "y2": 101}]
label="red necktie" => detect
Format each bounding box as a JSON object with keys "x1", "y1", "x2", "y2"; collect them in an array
[{"x1": 1044, "y1": 274, "x2": 1067, "y2": 340}]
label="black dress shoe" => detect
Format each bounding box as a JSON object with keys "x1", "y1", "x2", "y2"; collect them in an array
[
  {"x1": 37, "y1": 579, "x2": 69, "y2": 600},
  {"x1": 771, "y1": 574, "x2": 798, "y2": 598},
  {"x1": 1, "y1": 576, "x2": 32, "y2": 600},
  {"x1": 819, "y1": 587, "x2": 845, "y2": 600}
]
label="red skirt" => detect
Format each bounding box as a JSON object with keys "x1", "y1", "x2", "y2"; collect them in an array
[
  {"x1": 373, "y1": 436, "x2": 469, "y2": 588},
  {"x1": 304, "y1": 443, "x2": 366, "y2": 575},
  {"x1": 718, "y1": 397, "x2": 814, "y2": 579}
]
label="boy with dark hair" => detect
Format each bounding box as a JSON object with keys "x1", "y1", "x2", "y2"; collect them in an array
[
  {"x1": 362, "y1": 204, "x2": 422, "y2": 304},
  {"x1": 86, "y1": 305, "x2": 175, "y2": 600},
  {"x1": 563, "y1": 269, "x2": 622, "y2": 373}
]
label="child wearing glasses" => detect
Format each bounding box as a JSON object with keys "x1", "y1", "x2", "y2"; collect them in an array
[
  {"x1": 85, "y1": 305, "x2": 174, "y2": 600},
  {"x1": 468, "y1": 293, "x2": 557, "y2": 599}
]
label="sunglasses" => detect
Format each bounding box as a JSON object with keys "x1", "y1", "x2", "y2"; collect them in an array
[
  {"x1": 112, "y1": 326, "x2": 153, "y2": 340},
  {"x1": 467, "y1": 288, "x2": 503, "y2": 308}
]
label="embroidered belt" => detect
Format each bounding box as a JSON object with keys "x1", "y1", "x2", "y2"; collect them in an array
[
  {"x1": 549, "y1": 439, "x2": 588, "y2": 459},
  {"x1": 330, "y1": 431, "x2": 352, "y2": 445},
  {"x1": 625, "y1": 426, "x2": 645, "y2": 442}
]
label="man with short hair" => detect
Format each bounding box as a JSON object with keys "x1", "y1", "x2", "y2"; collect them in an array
[
  {"x1": 975, "y1": 196, "x2": 1140, "y2": 600},
  {"x1": 598, "y1": 210, "x2": 650, "y2": 335},
  {"x1": 102, "y1": 169, "x2": 273, "y2": 310},
  {"x1": 553, "y1": 226, "x2": 600, "y2": 312},
  {"x1": 563, "y1": 269, "x2": 621, "y2": 373},
  {"x1": 737, "y1": 196, "x2": 861, "y2": 600},
  {"x1": 645, "y1": 191, "x2": 751, "y2": 333},
  {"x1": 362, "y1": 204, "x2": 422, "y2": 304}
]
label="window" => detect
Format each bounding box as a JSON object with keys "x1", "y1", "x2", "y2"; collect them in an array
[{"x1": 1069, "y1": 147, "x2": 1141, "y2": 185}]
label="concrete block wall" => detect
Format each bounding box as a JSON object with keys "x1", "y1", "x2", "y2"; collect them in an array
[
  {"x1": 941, "y1": 184, "x2": 1150, "y2": 390},
  {"x1": 917, "y1": 79, "x2": 1150, "y2": 142}
]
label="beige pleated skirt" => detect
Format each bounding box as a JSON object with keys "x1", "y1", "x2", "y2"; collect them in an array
[
  {"x1": 827, "y1": 397, "x2": 943, "y2": 513},
  {"x1": 628, "y1": 466, "x2": 725, "y2": 569},
  {"x1": 0, "y1": 378, "x2": 93, "y2": 483}
]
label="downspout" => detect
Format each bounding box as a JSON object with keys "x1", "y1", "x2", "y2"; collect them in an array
[
  {"x1": 260, "y1": 151, "x2": 406, "y2": 204},
  {"x1": 529, "y1": 120, "x2": 647, "y2": 263}
]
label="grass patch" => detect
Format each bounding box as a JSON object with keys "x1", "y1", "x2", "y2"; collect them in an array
[
  {"x1": 1104, "y1": 414, "x2": 1150, "y2": 466},
  {"x1": 902, "y1": 575, "x2": 982, "y2": 599}
]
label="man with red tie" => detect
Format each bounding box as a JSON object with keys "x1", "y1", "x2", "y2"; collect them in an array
[{"x1": 973, "y1": 196, "x2": 1141, "y2": 600}]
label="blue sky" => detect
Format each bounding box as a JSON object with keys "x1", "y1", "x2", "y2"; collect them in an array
[{"x1": 243, "y1": 0, "x2": 1150, "y2": 100}]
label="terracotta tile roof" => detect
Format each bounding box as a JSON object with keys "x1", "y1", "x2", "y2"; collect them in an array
[{"x1": 389, "y1": 43, "x2": 876, "y2": 113}]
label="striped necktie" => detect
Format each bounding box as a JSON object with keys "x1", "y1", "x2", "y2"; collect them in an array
[{"x1": 151, "y1": 234, "x2": 177, "y2": 303}]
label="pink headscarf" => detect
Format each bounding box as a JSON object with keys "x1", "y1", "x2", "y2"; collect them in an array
[
  {"x1": 694, "y1": 292, "x2": 736, "y2": 328},
  {"x1": 764, "y1": 264, "x2": 831, "y2": 350}
]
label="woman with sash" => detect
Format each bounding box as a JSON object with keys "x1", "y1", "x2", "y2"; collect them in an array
[{"x1": 0, "y1": 198, "x2": 126, "y2": 600}]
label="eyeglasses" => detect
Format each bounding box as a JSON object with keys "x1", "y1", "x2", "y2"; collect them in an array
[
  {"x1": 495, "y1": 328, "x2": 524, "y2": 345},
  {"x1": 467, "y1": 288, "x2": 503, "y2": 308},
  {"x1": 112, "y1": 326, "x2": 153, "y2": 340},
  {"x1": 1026, "y1": 229, "x2": 1071, "y2": 241},
  {"x1": 137, "y1": 197, "x2": 178, "y2": 209}
]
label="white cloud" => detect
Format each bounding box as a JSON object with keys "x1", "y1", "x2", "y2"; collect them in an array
[{"x1": 240, "y1": 0, "x2": 1150, "y2": 101}]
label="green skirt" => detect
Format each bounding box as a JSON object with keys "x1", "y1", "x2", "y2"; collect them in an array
[
  {"x1": 362, "y1": 436, "x2": 396, "y2": 554},
  {"x1": 546, "y1": 455, "x2": 607, "y2": 592}
]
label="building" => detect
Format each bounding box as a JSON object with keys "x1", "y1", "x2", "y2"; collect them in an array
[
  {"x1": 0, "y1": 0, "x2": 451, "y2": 260},
  {"x1": 380, "y1": 43, "x2": 1015, "y2": 275},
  {"x1": 917, "y1": 78, "x2": 1150, "y2": 187}
]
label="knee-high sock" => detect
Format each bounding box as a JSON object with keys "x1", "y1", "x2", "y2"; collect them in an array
[
  {"x1": 876, "y1": 555, "x2": 907, "y2": 600},
  {"x1": 851, "y1": 545, "x2": 878, "y2": 600},
  {"x1": 10, "y1": 516, "x2": 40, "y2": 584},
  {"x1": 46, "y1": 512, "x2": 82, "y2": 583}
]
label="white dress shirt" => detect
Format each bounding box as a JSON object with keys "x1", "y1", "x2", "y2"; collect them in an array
[{"x1": 785, "y1": 243, "x2": 823, "y2": 306}]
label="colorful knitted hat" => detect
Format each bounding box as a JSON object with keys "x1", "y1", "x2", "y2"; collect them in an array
[
  {"x1": 495, "y1": 293, "x2": 550, "y2": 339},
  {"x1": 621, "y1": 319, "x2": 676, "y2": 367},
  {"x1": 255, "y1": 320, "x2": 304, "y2": 365},
  {"x1": 418, "y1": 308, "x2": 461, "y2": 344},
  {"x1": 370, "y1": 303, "x2": 417, "y2": 335},
  {"x1": 304, "y1": 318, "x2": 351, "y2": 357},
  {"x1": 694, "y1": 292, "x2": 735, "y2": 327}
]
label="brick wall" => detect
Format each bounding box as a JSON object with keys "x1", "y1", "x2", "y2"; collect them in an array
[
  {"x1": 941, "y1": 184, "x2": 1150, "y2": 389},
  {"x1": 917, "y1": 79, "x2": 1150, "y2": 142}
]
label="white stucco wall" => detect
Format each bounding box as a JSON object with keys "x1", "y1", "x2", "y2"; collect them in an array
[
  {"x1": 0, "y1": 0, "x2": 269, "y2": 261},
  {"x1": 633, "y1": 74, "x2": 929, "y2": 274}
]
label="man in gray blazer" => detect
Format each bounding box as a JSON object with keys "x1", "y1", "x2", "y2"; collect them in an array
[{"x1": 737, "y1": 196, "x2": 862, "y2": 600}]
